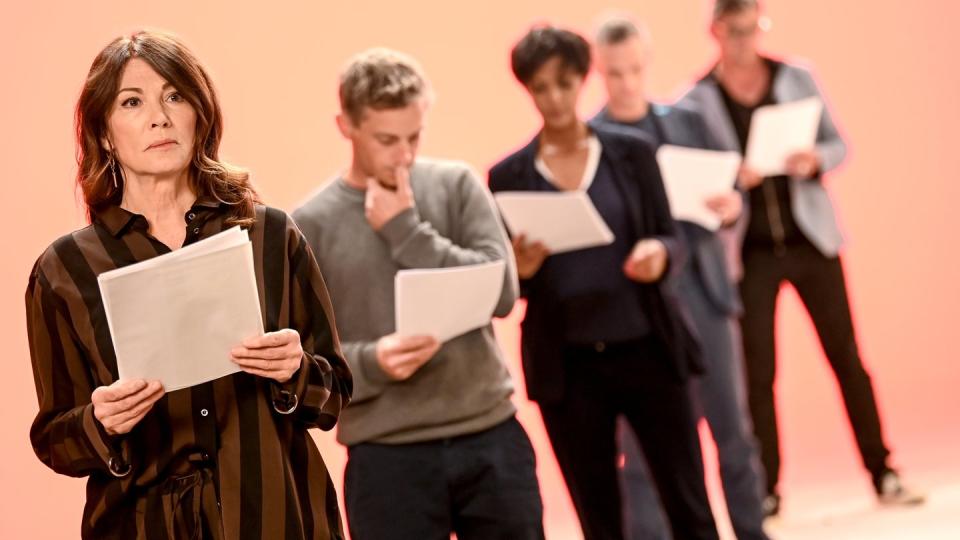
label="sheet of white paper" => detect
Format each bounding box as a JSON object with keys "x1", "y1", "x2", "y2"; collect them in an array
[
  {"x1": 656, "y1": 145, "x2": 741, "y2": 231},
  {"x1": 101, "y1": 226, "x2": 250, "y2": 279},
  {"x1": 745, "y1": 96, "x2": 823, "y2": 177},
  {"x1": 494, "y1": 191, "x2": 614, "y2": 254},
  {"x1": 395, "y1": 260, "x2": 506, "y2": 343},
  {"x1": 98, "y1": 228, "x2": 264, "y2": 392}
]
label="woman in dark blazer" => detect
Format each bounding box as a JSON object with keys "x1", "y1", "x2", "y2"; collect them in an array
[{"x1": 488, "y1": 25, "x2": 718, "y2": 540}]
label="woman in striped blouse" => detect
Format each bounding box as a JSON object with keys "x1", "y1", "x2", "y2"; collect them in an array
[{"x1": 25, "y1": 30, "x2": 352, "y2": 539}]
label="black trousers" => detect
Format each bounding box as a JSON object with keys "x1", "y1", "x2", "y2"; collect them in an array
[
  {"x1": 740, "y1": 241, "x2": 891, "y2": 495},
  {"x1": 344, "y1": 416, "x2": 544, "y2": 540},
  {"x1": 539, "y1": 338, "x2": 719, "y2": 540}
]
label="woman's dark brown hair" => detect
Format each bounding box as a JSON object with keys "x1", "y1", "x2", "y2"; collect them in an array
[
  {"x1": 76, "y1": 30, "x2": 259, "y2": 226},
  {"x1": 510, "y1": 26, "x2": 591, "y2": 86}
]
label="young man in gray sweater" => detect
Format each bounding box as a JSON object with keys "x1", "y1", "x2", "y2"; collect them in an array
[{"x1": 292, "y1": 48, "x2": 544, "y2": 540}]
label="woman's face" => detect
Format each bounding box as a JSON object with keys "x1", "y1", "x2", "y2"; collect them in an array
[
  {"x1": 103, "y1": 57, "x2": 197, "y2": 181},
  {"x1": 526, "y1": 56, "x2": 584, "y2": 131}
]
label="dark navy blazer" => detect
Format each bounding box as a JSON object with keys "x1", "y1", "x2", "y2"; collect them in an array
[
  {"x1": 593, "y1": 103, "x2": 742, "y2": 317},
  {"x1": 488, "y1": 124, "x2": 703, "y2": 404}
]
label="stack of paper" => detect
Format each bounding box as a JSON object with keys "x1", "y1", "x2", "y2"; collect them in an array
[
  {"x1": 98, "y1": 226, "x2": 264, "y2": 392},
  {"x1": 745, "y1": 96, "x2": 823, "y2": 176},
  {"x1": 494, "y1": 191, "x2": 614, "y2": 254},
  {"x1": 656, "y1": 145, "x2": 741, "y2": 231},
  {"x1": 395, "y1": 260, "x2": 506, "y2": 343}
]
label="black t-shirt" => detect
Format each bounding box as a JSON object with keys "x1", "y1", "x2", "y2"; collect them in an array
[{"x1": 715, "y1": 59, "x2": 807, "y2": 250}]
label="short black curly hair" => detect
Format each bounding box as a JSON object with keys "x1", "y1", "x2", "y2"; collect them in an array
[{"x1": 510, "y1": 26, "x2": 591, "y2": 85}]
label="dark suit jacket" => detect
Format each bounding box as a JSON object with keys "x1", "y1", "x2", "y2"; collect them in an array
[
  {"x1": 593, "y1": 103, "x2": 742, "y2": 316},
  {"x1": 488, "y1": 124, "x2": 704, "y2": 404}
]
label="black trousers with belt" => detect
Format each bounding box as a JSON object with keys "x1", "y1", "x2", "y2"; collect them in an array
[
  {"x1": 538, "y1": 337, "x2": 719, "y2": 540},
  {"x1": 739, "y1": 240, "x2": 891, "y2": 495}
]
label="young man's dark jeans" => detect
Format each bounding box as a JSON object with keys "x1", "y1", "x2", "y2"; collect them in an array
[{"x1": 344, "y1": 417, "x2": 544, "y2": 540}]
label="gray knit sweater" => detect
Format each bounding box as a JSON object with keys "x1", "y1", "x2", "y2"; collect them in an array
[{"x1": 293, "y1": 158, "x2": 519, "y2": 445}]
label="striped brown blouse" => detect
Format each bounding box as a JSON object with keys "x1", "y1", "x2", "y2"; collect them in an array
[{"x1": 25, "y1": 199, "x2": 352, "y2": 539}]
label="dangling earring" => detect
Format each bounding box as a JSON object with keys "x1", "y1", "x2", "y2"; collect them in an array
[{"x1": 108, "y1": 152, "x2": 119, "y2": 189}]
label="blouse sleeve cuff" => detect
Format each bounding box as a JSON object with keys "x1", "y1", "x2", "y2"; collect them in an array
[
  {"x1": 270, "y1": 355, "x2": 310, "y2": 415},
  {"x1": 83, "y1": 404, "x2": 132, "y2": 477}
]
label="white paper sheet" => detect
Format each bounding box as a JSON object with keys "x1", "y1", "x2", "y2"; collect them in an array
[
  {"x1": 656, "y1": 145, "x2": 742, "y2": 231},
  {"x1": 745, "y1": 96, "x2": 823, "y2": 176},
  {"x1": 98, "y1": 227, "x2": 264, "y2": 392},
  {"x1": 395, "y1": 260, "x2": 506, "y2": 343},
  {"x1": 493, "y1": 191, "x2": 615, "y2": 254}
]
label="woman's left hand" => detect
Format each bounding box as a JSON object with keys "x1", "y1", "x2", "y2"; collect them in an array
[
  {"x1": 623, "y1": 239, "x2": 668, "y2": 283},
  {"x1": 231, "y1": 329, "x2": 303, "y2": 383}
]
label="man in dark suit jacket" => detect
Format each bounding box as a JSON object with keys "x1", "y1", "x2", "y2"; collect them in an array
[{"x1": 592, "y1": 17, "x2": 769, "y2": 540}]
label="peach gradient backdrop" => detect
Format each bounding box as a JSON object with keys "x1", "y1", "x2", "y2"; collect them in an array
[{"x1": 2, "y1": 1, "x2": 958, "y2": 538}]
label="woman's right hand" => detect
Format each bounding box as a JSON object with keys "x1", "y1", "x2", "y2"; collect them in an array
[
  {"x1": 92, "y1": 379, "x2": 165, "y2": 436},
  {"x1": 512, "y1": 234, "x2": 550, "y2": 279}
]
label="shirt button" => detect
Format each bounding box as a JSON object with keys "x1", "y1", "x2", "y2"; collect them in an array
[
  {"x1": 187, "y1": 212, "x2": 196, "y2": 220},
  {"x1": 200, "y1": 408, "x2": 209, "y2": 417},
  {"x1": 594, "y1": 341, "x2": 607, "y2": 353},
  {"x1": 108, "y1": 456, "x2": 132, "y2": 477},
  {"x1": 193, "y1": 228, "x2": 200, "y2": 234}
]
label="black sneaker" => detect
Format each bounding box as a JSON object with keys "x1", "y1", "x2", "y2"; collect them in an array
[
  {"x1": 762, "y1": 493, "x2": 781, "y2": 518},
  {"x1": 875, "y1": 470, "x2": 926, "y2": 506}
]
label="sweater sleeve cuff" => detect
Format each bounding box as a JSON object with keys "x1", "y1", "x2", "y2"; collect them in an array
[
  {"x1": 358, "y1": 341, "x2": 392, "y2": 386},
  {"x1": 377, "y1": 208, "x2": 421, "y2": 248}
]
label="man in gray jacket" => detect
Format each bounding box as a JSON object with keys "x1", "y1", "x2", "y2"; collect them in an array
[
  {"x1": 293, "y1": 48, "x2": 543, "y2": 540},
  {"x1": 678, "y1": 0, "x2": 924, "y2": 518}
]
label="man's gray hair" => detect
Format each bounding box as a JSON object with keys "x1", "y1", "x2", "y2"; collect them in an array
[
  {"x1": 595, "y1": 16, "x2": 650, "y2": 47},
  {"x1": 713, "y1": 0, "x2": 759, "y2": 20}
]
